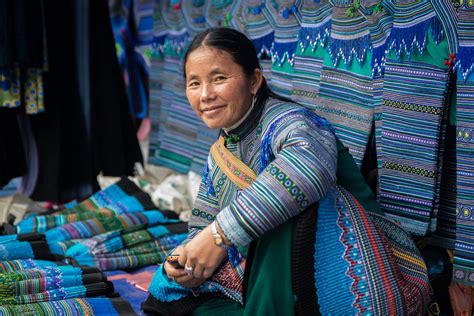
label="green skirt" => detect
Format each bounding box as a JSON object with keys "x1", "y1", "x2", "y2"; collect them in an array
[{"x1": 193, "y1": 217, "x2": 296, "y2": 316}]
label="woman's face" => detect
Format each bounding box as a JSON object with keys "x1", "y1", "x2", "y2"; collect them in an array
[{"x1": 185, "y1": 46, "x2": 261, "y2": 129}]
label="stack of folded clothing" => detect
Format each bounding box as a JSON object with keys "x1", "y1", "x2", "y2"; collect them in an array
[
  {"x1": 0, "y1": 259, "x2": 113, "y2": 304},
  {"x1": 0, "y1": 178, "x2": 188, "y2": 314},
  {"x1": 0, "y1": 233, "x2": 52, "y2": 261},
  {"x1": 0, "y1": 258, "x2": 136, "y2": 315},
  {"x1": 59, "y1": 222, "x2": 187, "y2": 271}
]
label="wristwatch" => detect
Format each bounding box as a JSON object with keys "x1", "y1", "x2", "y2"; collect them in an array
[{"x1": 212, "y1": 221, "x2": 229, "y2": 249}]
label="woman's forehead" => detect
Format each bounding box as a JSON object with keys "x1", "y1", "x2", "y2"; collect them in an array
[
  {"x1": 185, "y1": 46, "x2": 240, "y2": 74},
  {"x1": 187, "y1": 46, "x2": 234, "y2": 62}
]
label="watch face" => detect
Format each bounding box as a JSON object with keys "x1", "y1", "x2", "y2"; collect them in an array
[{"x1": 215, "y1": 236, "x2": 223, "y2": 245}]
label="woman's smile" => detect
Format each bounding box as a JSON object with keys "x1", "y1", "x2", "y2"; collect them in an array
[{"x1": 201, "y1": 105, "x2": 226, "y2": 117}]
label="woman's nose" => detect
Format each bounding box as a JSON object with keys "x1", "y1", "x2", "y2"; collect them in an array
[{"x1": 200, "y1": 83, "x2": 216, "y2": 102}]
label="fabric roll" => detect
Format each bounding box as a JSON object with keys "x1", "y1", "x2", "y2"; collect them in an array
[
  {"x1": 17, "y1": 178, "x2": 158, "y2": 234},
  {"x1": 45, "y1": 210, "x2": 172, "y2": 250},
  {"x1": 0, "y1": 239, "x2": 52, "y2": 261},
  {"x1": 57, "y1": 178, "x2": 155, "y2": 214},
  {"x1": 0, "y1": 265, "x2": 113, "y2": 305},
  {"x1": 0, "y1": 297, "x2": 136, "y2": 316},
  {"x1": 65, "y1": 222, "x2": 187, "y2": 258},
  {"x1": 69, "y1": 235, "x2": 186, "y2": 271},
  {"x1": 57, "y1": 222, "x2": 186, "y2": 270}
]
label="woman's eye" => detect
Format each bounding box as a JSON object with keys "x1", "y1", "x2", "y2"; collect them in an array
[{"x1": 188, "y1": 81, "x2": 199, "y2": 87}]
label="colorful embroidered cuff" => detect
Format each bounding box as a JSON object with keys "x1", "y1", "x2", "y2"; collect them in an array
[
  {"x1": 216, "y1": 207, "x2": 252, "y2": 248},
  {"x1": 453, "y1": 264, "x2": 474, "y2": 286}
]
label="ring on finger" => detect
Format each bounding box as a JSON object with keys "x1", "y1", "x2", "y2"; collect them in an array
[{"x1": 185, "y1": 264, "x2": 194, "y2": 275}]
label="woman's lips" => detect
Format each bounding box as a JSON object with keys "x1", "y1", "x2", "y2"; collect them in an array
[{"x1": 202, "y1": 105, "x2": 226, "y2": 116}]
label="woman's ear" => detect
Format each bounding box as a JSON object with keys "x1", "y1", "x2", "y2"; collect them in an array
[{"x1": 250, "y1": 68, "x2": 264, "y2": 95}]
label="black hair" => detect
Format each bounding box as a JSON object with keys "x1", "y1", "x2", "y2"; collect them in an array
[{"x1": 183, "y1": 27, "x2": 293, "y2": 108}]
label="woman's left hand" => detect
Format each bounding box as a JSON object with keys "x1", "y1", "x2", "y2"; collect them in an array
[{"x1": 179, "y1": 225, "x2": 228, "y2": 279}]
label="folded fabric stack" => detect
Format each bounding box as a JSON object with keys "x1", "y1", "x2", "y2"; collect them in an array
[
  {"x1": 0, "y1": 297, "x2": 135, "y2": 316},
  {"x1": 17, "y1": 178, "x2": 158, "y2": 234},
  {"x1": 0, "y1": 260, "x2": 112, "y2": 305},
  {"x1": 0, "y1": 258, "x2": 135, "y2": 315},
  {"x1": 0, "y1": 178, "x2": 187, "y2": 314},
  {"x1": 8, "y1": 178, "x2": 184, "y2": 267},
  {"x1": 0, "y1": 233, "x2": 52, "y2": 261},
  {"x1": 60, "y1": 223, "x2": 187, "y2": 271}
]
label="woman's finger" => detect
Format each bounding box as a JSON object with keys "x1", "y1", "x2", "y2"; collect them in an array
[
  {"x1": 202, "y1": 268, "x2": 213, "y2": 279},
  {"x1": 174, "y1": 274, "x2": 194, "y2": 283},
  {"x1": 178, "y1": 249, "x2": 188, "y2": 267},
  {"x1": 164, "y1": 261, "x2": 188, "y2": 278},
  {"x1": 192, "y1": 264, "x2": 205, "y2": 279}
]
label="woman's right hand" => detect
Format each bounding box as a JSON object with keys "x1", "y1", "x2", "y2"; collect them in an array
[{"x1": 163, "y1": 246, "x2": 206, "y2": 288}]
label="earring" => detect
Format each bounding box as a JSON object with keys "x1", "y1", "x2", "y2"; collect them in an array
[{"x1": 249, "y1": 94, "x2": 256, "y2": 111}]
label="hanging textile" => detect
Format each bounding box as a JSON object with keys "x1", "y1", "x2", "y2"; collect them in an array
[
  {"x1": 109, "y1": 0, "x2": 150, "y2": 120},
  {"x1": 291, "y1": 0, "x2": 332, "y2": 108},
  {"x1": 379, "y1": 1, "x2": 450, "y2": 236},
  {"x1": 453, "y1": 2, "x2": 474, "y2": 287}
]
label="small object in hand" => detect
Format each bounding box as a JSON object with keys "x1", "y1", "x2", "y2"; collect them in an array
[{"x1": 167, "y1": 255, "x2": 184, "y2": 269}]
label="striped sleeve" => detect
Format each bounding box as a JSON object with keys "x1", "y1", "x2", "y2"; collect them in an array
[
  {"x1": 180, "y1": 159, "x2": 221, "y2": 246},
  {"x1": 216, "y1": 117, "x2": 337, "y2": 247}
]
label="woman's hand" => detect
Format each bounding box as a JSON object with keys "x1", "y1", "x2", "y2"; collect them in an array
[
  {"x1": 164, "y1": 246, "x2": 206, "y2": 288},
  {"x1": 179, "y1": 224, "x2": 228, "y2": 280}
]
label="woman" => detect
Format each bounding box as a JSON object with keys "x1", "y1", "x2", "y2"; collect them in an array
[{"x1": 143, "y1": 28, "x2": 430, "y2": 315}]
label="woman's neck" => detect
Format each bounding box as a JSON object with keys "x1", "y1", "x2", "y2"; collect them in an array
[{"x1": 223, "y1": 97, "x2": 255, "y2": 133}]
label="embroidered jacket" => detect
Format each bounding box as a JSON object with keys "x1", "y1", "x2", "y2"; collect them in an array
[{"x1": 187, "y1": 98, "x2": 337, "y2": 247}]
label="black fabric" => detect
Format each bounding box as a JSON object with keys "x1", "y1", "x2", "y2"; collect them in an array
[
  {"x1": 158, "y1": 210, "x2": 180, "y2": 220},
  {"x1": 141, "y1": 291, "x2": 225, "y2": 316},
  {"x1": 28, "y1": 0, "x2": 142, "y2": 203},
  {"x1": 165, "y1": 222, "x2": 189, "y2": 234},
  {"x1": 133, "y1": 191, "x2": 157, "y2": 210},
  {"x1": 0, "y1": 0, "x2": 44, "y2": 67},
  {"x1": 84, "y1": 281, "x2": 115, "y2": 297},
  {"x1": 30, "y1": 0, "x2": 96, "y2": 203},
  {"x1": 0, "y1": 109, "x2": 26, "y2": 188},
  {"x1": 111, "y1": 297, "x2": 139, "y2": 316},
  {"x1": 78, "y1": 266, "x2": 101, "y2": 275},
  {"x1": 89, "y1": 0, "x2": 143, "y2": 178},
  {"x1": 115, "y1": 177, "x2": 143, "y2": 196},
  {"x1": 17, "y1": 232, "x2": 45, "y2": 242},
  {"x1": 30, "y1": 240, "x2": 52, "y2": 259},
  {"x1": 81, "y1": 272, "x2": 107, "y2": 285},
  {"x1": 292, "y1": 203, "x2": 321, "y2": 316}
]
